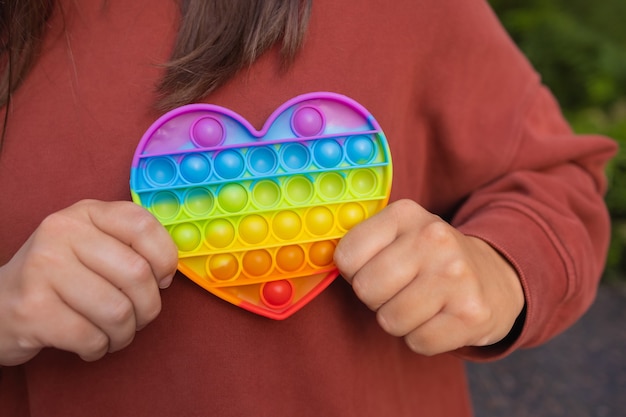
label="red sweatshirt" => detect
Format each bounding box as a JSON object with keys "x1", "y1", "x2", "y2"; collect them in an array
[{"x1": 0, "y1": 0, "x2": 616, "y2": 416}]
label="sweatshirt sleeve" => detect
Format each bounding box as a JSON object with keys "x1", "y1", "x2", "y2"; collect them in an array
[
  {"x1": 453, "y1": 84, "x2": 617, "y2": 361},
  {"x1": 394, "y1": 0, "x2": 619, "y2": 361}
]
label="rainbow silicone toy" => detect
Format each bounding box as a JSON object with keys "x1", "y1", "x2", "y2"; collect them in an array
[{"x1": 130, "y1": 92, "x2": 392, "y2": 319}]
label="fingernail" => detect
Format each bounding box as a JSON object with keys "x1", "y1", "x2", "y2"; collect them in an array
[{"x1": 159, "y1": 273, "x2": 175, "y2": 289}]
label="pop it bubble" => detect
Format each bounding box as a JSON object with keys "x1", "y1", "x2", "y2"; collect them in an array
[{"x1": 130, "y1": 92, "x2": 392, "y2": 319}]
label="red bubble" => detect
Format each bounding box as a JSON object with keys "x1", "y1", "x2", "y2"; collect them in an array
[{"x1": 261, "y1": 280, "x2": 294, "y2": 309}]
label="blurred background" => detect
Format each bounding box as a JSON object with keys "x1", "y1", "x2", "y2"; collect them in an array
[
  {"x1": 467, "y1": 2, "x2": 626, "y2": 416},
  {"x1": 491, "y1": 0, "x2": 626, "y2": 281}
]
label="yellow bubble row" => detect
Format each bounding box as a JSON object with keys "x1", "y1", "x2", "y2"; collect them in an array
[{"x1": 168, "y1": 202, "x2": 370, "y2": 254}]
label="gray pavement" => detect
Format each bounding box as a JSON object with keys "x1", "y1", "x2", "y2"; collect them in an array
[{"x1": 467, "y1": 282, "x2": 626, "y2": 417}]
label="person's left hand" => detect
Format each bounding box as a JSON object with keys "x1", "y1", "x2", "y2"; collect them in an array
[{"x1": 334, "y1": 199, "x2": 525, "y2": 356}]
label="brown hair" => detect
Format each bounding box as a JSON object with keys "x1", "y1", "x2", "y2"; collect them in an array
[
  {"x1": 0, "y1": 0, "x2": 312, "y2": 144},
  {"x1": 157, "y1": 0, "x2": 311, "y2": 111},
  {"x1": 0, "y1": 0, "x2": 54, "y2": 143}
]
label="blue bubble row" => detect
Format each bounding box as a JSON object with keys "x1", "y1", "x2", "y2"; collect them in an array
[{"x1": 134, "y1": 134, "x2": 384, "y2": 190}]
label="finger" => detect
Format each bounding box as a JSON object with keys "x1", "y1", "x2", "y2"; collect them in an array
[
  {"x1": 52, "y1": 261, "x2": 139, "y2": 353},
  {"x1": 28, "y1": 296, "x2": 110, "y2": 361},
  {"x1": 335, "y1": 200, "x2": 426, "y2": 281},
  {"x1": 81, "y1": 200, "x2": 178, "y2": 286},
  {"x1": 71, "y1": 230, "x2": 163, "y2": 330},
  {"x1": 350, "y1": 233, "x2": 423, "y2": 311},
  {"x1": 403, "y1": 312, "x2": 473, "y2": 356},
  {"x1": 376, "y1": 270, "x2": 445, "y2": 337},
  {"x1": 46, "y1": 310, "x2": 110, "y2": 362}
]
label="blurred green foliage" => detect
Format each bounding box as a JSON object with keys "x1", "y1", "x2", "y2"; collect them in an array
[{"x1": 490, "y1": 0, "x2": 626, "y2": 281}]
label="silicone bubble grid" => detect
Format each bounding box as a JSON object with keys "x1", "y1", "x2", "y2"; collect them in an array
[{"x1": 130, "y1": 92, "x2": 392, "y2": 319}]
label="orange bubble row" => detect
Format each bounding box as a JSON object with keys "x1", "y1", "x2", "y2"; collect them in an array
[{"x1": 205, "y1": 240, "x2": 338, "y2": 283}]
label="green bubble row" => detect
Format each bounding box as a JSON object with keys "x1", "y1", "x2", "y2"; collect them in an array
[{"x1": 146, "y1": 168, "x2": 382, "y2": 222}]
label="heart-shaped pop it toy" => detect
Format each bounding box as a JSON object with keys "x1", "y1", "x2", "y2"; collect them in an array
[{"x1": 130, "y1": 92, "x2": 392, "y2": 319}]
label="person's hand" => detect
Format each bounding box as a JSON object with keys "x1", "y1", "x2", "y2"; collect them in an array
[
  {"x1": 334, "y1": 199, "x2": 525, "y2": 356},
  {"x1": 0, "y1": 200, "x2": 178, "y2": 366}
]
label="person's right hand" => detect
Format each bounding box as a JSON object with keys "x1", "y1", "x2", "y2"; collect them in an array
[{"x1": 0, "y1": 200, "x2": 178, "y2": 366}]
